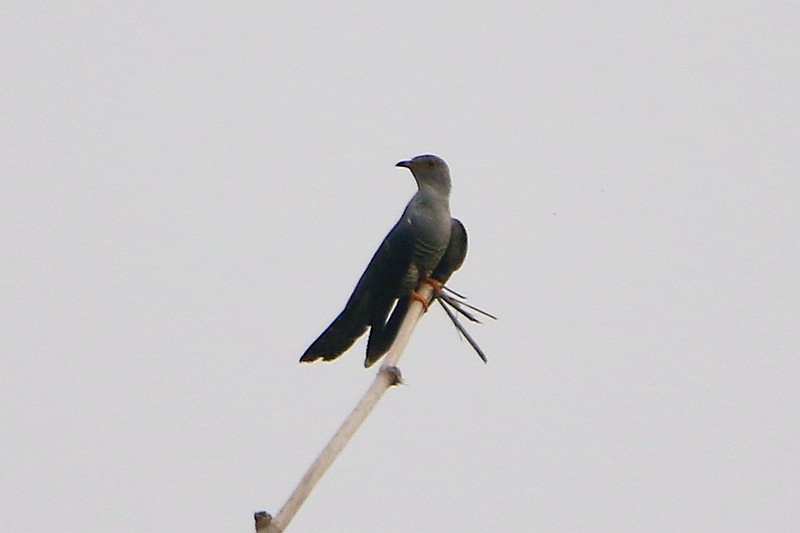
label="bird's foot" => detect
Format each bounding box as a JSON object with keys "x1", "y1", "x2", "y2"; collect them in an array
[
  {"x1": 422, "y1": 277, "x2": 445, "y2": 293},
  {"x1": 410, "y1": 289, "x2": 431, "y2": 311},
  {"x1": 410, "y1": 278, "x2": 445, "y2": 311}
]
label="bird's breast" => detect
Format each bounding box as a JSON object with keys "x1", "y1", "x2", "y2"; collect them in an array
[{"x1": 401, "y1": 210, "x2": 451, "y2": 292}]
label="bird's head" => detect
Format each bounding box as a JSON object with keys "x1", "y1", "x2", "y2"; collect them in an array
[{"x1": 396, "y1": 154, "x2": 451, "y2": 196}]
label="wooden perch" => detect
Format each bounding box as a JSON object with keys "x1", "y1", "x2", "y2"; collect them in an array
[{"x1": 256, "y1": 283, "x2": 434, "y2": 533}]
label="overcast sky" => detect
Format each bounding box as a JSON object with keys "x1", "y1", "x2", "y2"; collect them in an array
[{"x1": 2, "y1": 3, "x2": 799, "y2": 532}]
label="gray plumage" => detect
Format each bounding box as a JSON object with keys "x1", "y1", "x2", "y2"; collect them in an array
[
  {"x1": 431, "y1": 219, "x2": 468, "y2": 285},
  {"x1": 300, "y1": 154, "x2": 462, "y2": 367}
]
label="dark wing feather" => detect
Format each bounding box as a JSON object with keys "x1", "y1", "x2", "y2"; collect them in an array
[
  {"x1": 365, "y1": 296, "x2": 410, "y2": 366},
  {"x1": 364, "y1": 218, "x2": 468, "y2": 366},
  {"x1": 431, "y1": 218, "x2": 467, "y2": 284},
  {"x1": 300, "y1": 218, "x2": 417, "y2": 363}
]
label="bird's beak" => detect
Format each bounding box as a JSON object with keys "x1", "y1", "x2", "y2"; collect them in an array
[{"x1": 395, "y1": 160, "x2": 411, "y2": 169}]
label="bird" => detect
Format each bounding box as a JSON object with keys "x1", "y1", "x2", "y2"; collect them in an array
[{"x1": 300, "y1": 154, "x2": 466, "y2": 367}]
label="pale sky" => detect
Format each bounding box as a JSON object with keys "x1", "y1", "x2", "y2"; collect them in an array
[{"x1": 2, "y1": 3, "x2": 799, "y2": 532}]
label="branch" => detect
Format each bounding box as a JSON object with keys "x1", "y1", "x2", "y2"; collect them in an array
[{"x1": 256, "y1": 284, "x2": 434, "y2": 533}]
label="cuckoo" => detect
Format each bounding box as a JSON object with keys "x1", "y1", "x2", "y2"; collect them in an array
[{"x1": 300, "y1": 154, "x2": 467, "y2": 367}]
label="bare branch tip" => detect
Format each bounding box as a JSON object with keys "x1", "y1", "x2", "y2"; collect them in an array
[
  {"x1": 254, "y1": 511, "x2": 273, "y2": 532},
  {"x1": 379, "y1": 365, "x2": 403, "y2": 386}
]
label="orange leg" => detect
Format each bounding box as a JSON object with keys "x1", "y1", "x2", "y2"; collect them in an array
[
  {"x1": 410, "y1": 278, "x2": 445, "y2": 311},
  {"x1": 410, "y1": 289, "x2": 430, "y2": 310},
  {"x1": 423, "y1": 277, "x2": 444, "y2": 292}
]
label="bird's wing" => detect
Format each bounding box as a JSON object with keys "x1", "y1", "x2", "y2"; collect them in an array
[
  {"x1": 364, "y1": 218, "x2": 467, "y2": 366},
  {"x1": 431, "y1": 218, "x2": 468, "y2": 284},
  {"x1": 300, "y1": 217, "x2": 417, "y2": 363}
]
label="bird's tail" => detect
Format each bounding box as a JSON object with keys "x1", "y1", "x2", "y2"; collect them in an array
[
  {"x1": 364, "y1": 296, "x2": 410, "y2": 367},
  {"x1": 300, "y1": 308, "x2": 369, "y2": 363}
]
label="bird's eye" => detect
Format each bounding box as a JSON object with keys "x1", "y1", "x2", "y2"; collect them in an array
[{"x1": 427, "y1": 160, "x2": 435, "y2": 167}]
